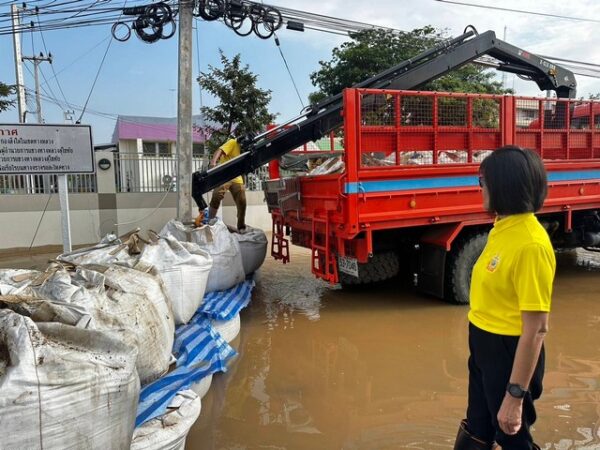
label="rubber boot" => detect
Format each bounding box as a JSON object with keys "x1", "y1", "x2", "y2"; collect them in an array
[{"x1": 454, "y1": 420, "x2": 494, "y2": 450}]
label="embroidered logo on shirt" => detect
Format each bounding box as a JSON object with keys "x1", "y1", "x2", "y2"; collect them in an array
[{"x1": 487, "y1": 254, "x2": 500, "y2": 272}]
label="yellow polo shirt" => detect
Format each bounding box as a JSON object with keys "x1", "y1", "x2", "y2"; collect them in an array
[
  {"x1": 219, "y1": 138, "x2": 243, "y2": 184},
  {"x1": 468, "y1": 213, "x2": 556, "y2": 336}
]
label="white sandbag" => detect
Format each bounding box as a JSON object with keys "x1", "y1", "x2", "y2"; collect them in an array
[
  {"x1": 57, "y1": 233, "x2": 140, "y2": 267},
  {"x1": 234, "y1": 226, "x2": 268, "y2": 275},
  {"x1": 160, "y1": 220, "x2": 245, "y2": 293},
  {"x1": 140, "y1": 236, "x2": 213, "y2": 325},
  {"x1": 190, "y1": 374, "x2": 213, "y2": 399},
  {"x1": 2, "y1": 265, "x2": 175, "y2": 386},
  {"x1": 211, "y1": 313, "x2": 241, "y2": 343},
  {"x1": 131, "y1": 390, "x2": 201, "y2": 450},
  {"x1": 0, "y1": 310, "x2": 140, "y2": 450},
  {"x1": 82, "y1": 265, "x2": 176, "y2": 385}
]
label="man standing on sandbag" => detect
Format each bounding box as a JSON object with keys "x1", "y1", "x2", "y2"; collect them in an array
[{"x1": 204, "y1": 131, "x2": 247, "y2": 233}]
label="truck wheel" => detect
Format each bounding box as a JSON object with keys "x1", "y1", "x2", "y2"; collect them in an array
[
  {"x1": 445, "y1": 232, "x2": 488, "y2": 305},
  {"x1": 339, "y1": 251, "x2": 400, "y2": 286}
]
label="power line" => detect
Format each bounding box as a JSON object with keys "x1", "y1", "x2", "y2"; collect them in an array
[
  {"x1": 76, "y1": 0, "x2": 127, "y2": 122},
  {"x1": 36, "y1": 14, "x2": 72, "y2": 109},
  {"x1": 433, "y1": 0, "x2": 600, "y2": 24},
  {"x1": 274, "y1": 33, "x2": 304, "y2": 108}
]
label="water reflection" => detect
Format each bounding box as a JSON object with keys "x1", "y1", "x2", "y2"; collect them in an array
[{"x1": 187, "y1": 246, "x2": 600, "y2": 449}]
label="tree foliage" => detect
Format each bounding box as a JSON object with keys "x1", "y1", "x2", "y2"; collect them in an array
[
  {"x1": 199, "y1": 51, "x2": 276, "y2": 152},
  {"x1": 309, "y1": 27, "x2": 510, "y2": 104},
  {"x1": 0, "y1": 82, "x2": 16, "y2": 112}
]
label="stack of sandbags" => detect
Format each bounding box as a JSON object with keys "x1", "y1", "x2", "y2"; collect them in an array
[
  {"x1": 0, "y1": 309, "x2": 140, "y2": 449},
  {"x1": 160, "y1": 219, "x2": 245, "y2": 293},
  {"x1": 131, "y1": 390, "x2": 201, "y2": 450},
  {"x1": 233, "y1": 226, "x2": 268, "y2": 275},
  {"x1": 140, "y1": 234, "x2": 213, "y2": 325},
  {"x1": 0, "y1": 264, "x2": 175, "y2": 385}
]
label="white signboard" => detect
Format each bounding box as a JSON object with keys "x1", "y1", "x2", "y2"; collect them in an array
[{"x1": 0, "y1": 124, "x2": 94, "y2": 174}]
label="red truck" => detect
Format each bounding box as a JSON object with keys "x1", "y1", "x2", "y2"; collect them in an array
[{"x1": 193, "y1": 28, "x2": 600, "y2": 304}]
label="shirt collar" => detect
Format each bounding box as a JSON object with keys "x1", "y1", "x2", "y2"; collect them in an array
[{"x1": 493, "y1": 212, "x2": 535, "y2": 233}]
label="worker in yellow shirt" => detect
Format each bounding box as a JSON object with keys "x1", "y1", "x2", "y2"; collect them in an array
[
  {"x1": 207, "y1": 135, "x2": 247, "y2": 233},
  {"x1": 454, "y1": 146, "x2": 555, "y2": 450}
]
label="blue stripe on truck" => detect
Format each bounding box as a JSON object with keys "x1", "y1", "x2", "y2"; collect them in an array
[{"x1": 344, "y1": 170, "x2": 600, "y2": 194}]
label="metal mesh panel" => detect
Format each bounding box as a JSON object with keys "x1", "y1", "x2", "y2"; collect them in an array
[
  {"x1": 0, "y1": 173, "x2": 96, "y2": 194},
  {"x1": 360, "y1": 93, "x2": 395, "y2": 126},
  {"x1": 438, "y1": 97, "x2": 467, "y2": 127},
  {"x1": 515, "y1": 99, "x2": 539, "y2": 128},
  {"x1": 472, "y1": 98, "x2": 500, "y2": 128},
  {"x1": 400, "y1": 96, "x2": 433, "y2": 127},
  {"x1": 542, "y1": 100, "x2": 568, "y2": 129}
]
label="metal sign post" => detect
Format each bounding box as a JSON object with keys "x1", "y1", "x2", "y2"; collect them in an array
[
  {"x1": 57, "y1": 174, "x2": 72, "y2": 252},
  {"x1": 0, "y1": 124, "x2": 94, "y2": 252}
]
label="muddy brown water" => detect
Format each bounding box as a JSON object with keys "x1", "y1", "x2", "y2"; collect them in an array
[
  {"x1": 1, "y1": 247, "x2": 598, "y2": 449},
  {"x1": 187, "y1": 247, "x2": 600, "y2": 450}
]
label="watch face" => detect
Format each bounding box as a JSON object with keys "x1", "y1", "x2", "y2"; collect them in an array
[{"x1": 508, "y1": 383, "x2": 526, "y2": 398}]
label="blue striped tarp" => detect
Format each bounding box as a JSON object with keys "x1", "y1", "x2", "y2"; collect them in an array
[
  {"x1": 136, "y1": 320, "x2": 236, "y2": 426},
  {"x1": 135, "y1": 280, "x2": 254, "y2": 427},
  {"x1": 196, "y1": 279, "x2": 255, "y2": 321}
]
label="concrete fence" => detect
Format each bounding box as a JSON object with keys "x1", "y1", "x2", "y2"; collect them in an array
[{"x1": 0, "y1": 151, "x2": 272, "y2": 254}]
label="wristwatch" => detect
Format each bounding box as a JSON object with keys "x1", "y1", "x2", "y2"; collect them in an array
[{"x1": 506, "y1": 382, "x2": 528, "y2": 399}]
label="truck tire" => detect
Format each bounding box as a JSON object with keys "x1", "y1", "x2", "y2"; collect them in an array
[
  {"x1": 339, "y1": 251, "x2": 400, "y2": 286},
  {"x1": 445, "y1": 232, "x2": 488, "y2": 305}
]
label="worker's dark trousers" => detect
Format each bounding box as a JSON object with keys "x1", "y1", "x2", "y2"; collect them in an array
[{"x1": 465, "y1": 322, "x2": 544, "y2": 450}]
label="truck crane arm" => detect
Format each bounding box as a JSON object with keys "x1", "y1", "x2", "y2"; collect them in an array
[{"x1": 192, "y1": 28, "x2": 576, "y2": 209}]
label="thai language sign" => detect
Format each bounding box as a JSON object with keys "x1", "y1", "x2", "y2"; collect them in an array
[{"x1": 0, "y1": 124, "x2": 94, "y2": 174}]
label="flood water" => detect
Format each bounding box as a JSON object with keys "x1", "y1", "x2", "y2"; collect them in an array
[{"x1": 188, "y1": 246, "x2": 600, "y2": 450}]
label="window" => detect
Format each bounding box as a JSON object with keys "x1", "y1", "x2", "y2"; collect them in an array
[
  {"x1": 158, "y1": 142, "x2": 170, "y2": 156},
  {"x1": 193, "y1": 143, "x2": 205, "y2": 157},
  {"x1": 142, "y1": 141, "x2": 171, "y2": 156},
  {"x1": 143, "y1": 142, "x2": 156, "y2": 156}
]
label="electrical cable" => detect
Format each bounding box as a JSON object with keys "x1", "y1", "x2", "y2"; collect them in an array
[
  {"x1": 36, "y1": 15, "x2": 72, "y2": 109},
  {"x1": 109, "y1": 175, "x2": 173, "y2": 227},
  {"x1": 28, "y1": 192, "x2": 53, "y2": 253},
  {"x1": 273, "y1": 33, "x2": 304, "y2": 108},
  {"x1": 433, "y1": 0, "x2": 600, "y2": 24},
  {"x1": 40, "y1": 36, "x2": 111, "y2": 87},
  {"x1": 76, "y1": 0, "x2": 127, "y2": 123}
]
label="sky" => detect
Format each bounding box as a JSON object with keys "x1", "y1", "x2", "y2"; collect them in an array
[{"x1": 0, "y1": 0, "x2": 599, "y2": 145}]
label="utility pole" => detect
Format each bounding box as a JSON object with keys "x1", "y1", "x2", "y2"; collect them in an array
[
  {"x1": 22, "y1": 52, "x2": 52, "y2": 124},
  {"x1": 176, "y1": 0, "x2": 194, "y2": 223},
  {"x1": 11, "y1": 5, "x2": 26, "y2": 123}
]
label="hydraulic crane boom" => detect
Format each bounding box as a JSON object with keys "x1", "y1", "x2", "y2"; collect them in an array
[{"x1": 192, "y1": 28, "x2": 576, "y2": 208}]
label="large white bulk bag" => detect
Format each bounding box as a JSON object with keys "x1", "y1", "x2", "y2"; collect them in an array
[
  {"x1": 190, "y1": 374, "x2": 213, "y2": 399},
  {"x1": 234, "y1": 226, "x2": 268, "y2": 275},
  {"x1": 1, "y1": 266, "x2": 175, "y2": 386},
  {"x1": 57, "y1": 233, "x2": 140, "y2": 267},
  {"x1": 0, "y1": 310, "x2": 140, "y2": 450},
  {"x1": 140, "y1": 235, "x2": 213, "y2": 325},
  {"x1": 79, "y1": 265, "x2": 175, "y2": 385},
  {"x1": 211, "y1": 313, "x2": 241, "y2": 344},
  {"x1": 160, "y1": 220, "x2": 245, "y2": 293},
  {"x1": 131, "y1": 390, "x2": 201, "y2": 450}
]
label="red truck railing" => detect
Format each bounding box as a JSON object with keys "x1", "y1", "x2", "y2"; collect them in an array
[{"x1": 266, "y1": 88, "x2": 600, "y2": 282}]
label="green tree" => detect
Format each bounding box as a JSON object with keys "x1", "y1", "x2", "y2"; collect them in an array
[
  {"x1": 309, "y1": 27, "x2": 510, "y2": 104},
  {"x1": 0, "y1": 81, "x2": 16, "y2": 112},
  {"x1": 199, "y1": 50, "x2": 276, "y2": 152}
]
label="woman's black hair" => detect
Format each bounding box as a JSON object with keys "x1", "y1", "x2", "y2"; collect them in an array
[{"x1": 479, "y1": 145, "x2": 548, "y2": 215}]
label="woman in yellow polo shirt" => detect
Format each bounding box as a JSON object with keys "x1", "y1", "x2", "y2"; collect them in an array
[{"x1": 454, "y1": 146, "x2": 555, "y2": 450}]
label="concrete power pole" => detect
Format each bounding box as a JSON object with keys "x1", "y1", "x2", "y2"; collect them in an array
[
  {"x1": 22, "y1": 53, "x2": 52, "y2": 124},
  {"x1": 176, "y1": 0, "x2": 194, "y2": 223},
  {"x1": 11, "y1": 5, "x2": 26, "y2": 123}
]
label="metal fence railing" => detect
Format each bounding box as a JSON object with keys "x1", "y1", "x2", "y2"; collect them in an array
[
  {"x1": 0, "y1": 173, "x2": 97, "y2": 194},
  {"x1": 114, "y1": 154, "x2": 270, "y2": 193}
]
